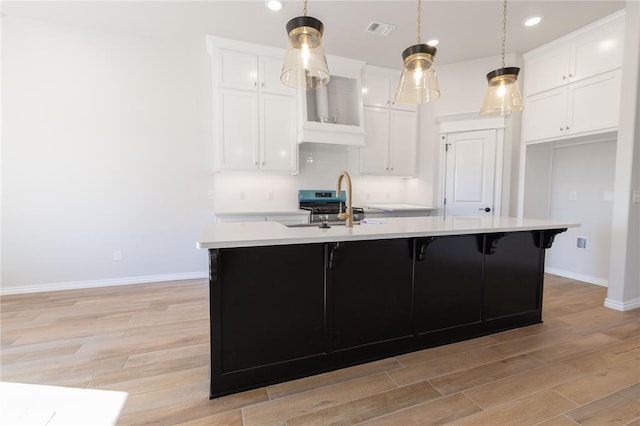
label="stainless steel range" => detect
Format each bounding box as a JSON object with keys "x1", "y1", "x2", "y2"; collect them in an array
[{"x1": 299, "y1": 190, "x2": 365, "y2": 224}]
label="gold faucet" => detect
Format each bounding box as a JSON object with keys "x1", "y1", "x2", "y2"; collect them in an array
[{"x1": 337, "y1": 171, "x2": 354, "y2": 227}]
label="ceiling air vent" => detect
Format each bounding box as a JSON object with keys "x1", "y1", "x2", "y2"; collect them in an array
[{"x1": 365, "y1": 21, "x2": 396, "y2": 36}]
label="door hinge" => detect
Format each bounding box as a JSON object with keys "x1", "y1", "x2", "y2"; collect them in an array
[{"x1": 444, "y1": 198, "x2": 447, "y2": 205}]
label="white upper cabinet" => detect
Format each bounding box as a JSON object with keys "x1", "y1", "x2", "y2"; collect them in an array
[
  {"x1": 362, "y1": 69, "x2": 416, "y2": 112},
  {"x1": 218, "y1": 48, "x2": 258, "y2": 91},
  {"x1": 296, "y1": 55, "x2": 367, "y2": 146},
  {"x1": 260, "y1": 55, "x2": 296, "y2": 96},
  {"x1": 522, "y1": 11, "x2": 625, "y2": 144},
  {"x1": 359, "y1": 66, "x2": 418, "y2": 177},
  {"x1": 218, "y1": 49, "x2": 294, "y2": 96},
  {"x1": 524, "y1": 12, "x2": 624, "y2": 96},
  {"x1": 207, "y1": 36, "x2": 297, "y2": 173}
]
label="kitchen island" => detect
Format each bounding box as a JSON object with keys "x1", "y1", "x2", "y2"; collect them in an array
[{"x1": 197, "y1": 216, "x2": 578, "y2": 398}]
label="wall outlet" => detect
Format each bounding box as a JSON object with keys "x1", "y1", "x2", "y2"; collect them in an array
[
  {"x1": 569, "y1": 191, "x2": 578, "y2": 201},
  {"x1": 268, "y1": 192, "x2": 275, "y2": 201},
  {"x1": 576, "y1": 237, "x2": 587, "y2": 249},
  {"x1": 113, "y1": 250, "x2": 122, "y2": 261}
]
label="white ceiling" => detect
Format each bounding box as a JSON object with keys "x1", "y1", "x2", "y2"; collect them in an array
[{"x1": 1, "y1": 0, "x2": 625, "y2": 67}]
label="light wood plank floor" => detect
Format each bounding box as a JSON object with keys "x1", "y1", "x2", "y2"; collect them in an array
[{"x1": 1, "y1": 274, "x2": 639, "y2": 425}]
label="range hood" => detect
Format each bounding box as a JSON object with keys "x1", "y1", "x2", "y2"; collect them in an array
[{"x1": 296, "y1": 56, "x2": 366, "y2": 146}]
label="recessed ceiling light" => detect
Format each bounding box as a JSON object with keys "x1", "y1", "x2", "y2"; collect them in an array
[
  {"x1": 524, "y1": 16, "x2": 542, "y2": 27},
  {"x1": 426, "y1": 39, "x2": 439, "y2": 47},
  {"x1": 265, "y1": 0, "x2": 282, "y2": 11}
]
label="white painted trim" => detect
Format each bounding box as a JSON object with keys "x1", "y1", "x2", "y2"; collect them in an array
[
  {"x1": 545, "y1": 267, "x2": 608, "y2": 287},
  {"x1": 604, "y1": 297, "x2": 640, "y2": 312},
  {"x1": 437, "y1": 113, "x2": 505, "y2": 134},
  {"x1": 0, "y1": 272, "x2": 208, "y2": 296},
  {"x1": 494, "y1": 128, "x2": 505, "y2": 216}
]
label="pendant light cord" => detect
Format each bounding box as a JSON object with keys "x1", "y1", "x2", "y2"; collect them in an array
[
  {"x1": 303, "y1": 0, "x2": 307, "y2": 16},
  {"x1": 416, "y1": 0, "x2": 422, "y2": 44},
  {"x1": 501, "y1": 0, "x2": 507, "y2": 68}
]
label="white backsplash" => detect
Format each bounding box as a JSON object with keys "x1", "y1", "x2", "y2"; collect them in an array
[{"x1": 212, "y1": 144, "x2": 409, "y2": 212}]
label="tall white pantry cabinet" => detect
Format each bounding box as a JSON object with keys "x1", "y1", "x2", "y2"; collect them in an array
[
  {"x1": 207, "y1": 37, "x2": 298, "y2": 173},
  {"x1": 518, "y1": 10, "x2": 625, "y2": 219}
]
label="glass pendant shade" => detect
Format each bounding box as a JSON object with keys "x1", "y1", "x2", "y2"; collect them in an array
[
  {"x1": 281, "y1": 16, "x2": 330, "y2": 90},
  {"x1": 480, "y1": 67, "x2": 523, "y2": 116},
  {"x1": 395, "y1": 44, "x2": 440, "y2": 104}
]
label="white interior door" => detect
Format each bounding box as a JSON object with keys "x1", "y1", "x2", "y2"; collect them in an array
[{"x1": 444, "y1": 129, "x2": 497, "y2": 216}]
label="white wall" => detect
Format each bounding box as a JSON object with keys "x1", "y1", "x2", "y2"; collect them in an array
[
  {"x1": 546, "y1": 141, "x2": 616, "y2": 284},
  {"x1": 606, "y1": 0, "x2": 640, "y2": 311},
  {"x1": 1, "y1": 17, "x2": 212, "y2": 293},
  {"x1": 1, "y1": 15, "x2": 412, "y2": 293}
]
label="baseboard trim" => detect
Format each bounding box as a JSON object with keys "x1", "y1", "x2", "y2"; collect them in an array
[
  {"x1": 0, "y1": 271, "x2": 208, "y2": 296},
  {"x1": 544, "y1": 267, "x2": 608, "y2": 287},
  {"x1": 604, "y1": 297, "x2": 640, "y2": 312}
]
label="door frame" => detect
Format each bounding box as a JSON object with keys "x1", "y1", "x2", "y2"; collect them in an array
[{"x1": 436, "y1": 113, "x2": 506, "y2": 216}]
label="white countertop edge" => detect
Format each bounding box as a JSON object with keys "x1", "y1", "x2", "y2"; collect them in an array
[
  {"x1": 364, "y1": 203, "x2": 439, "y2": 212},
  {"x1": 212, "y1": 210, "x2": 308, "y2": 216},
  {"x1": 197, "y1": 216, "x2": 580, "y2": 249}
]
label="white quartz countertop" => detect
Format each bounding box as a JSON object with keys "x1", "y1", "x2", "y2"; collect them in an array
[
  {"x1": 365, "y1": 203, "x2": 438, "y2": 212},
  {"x1": 197, "y1": 216, "x2": 579, "y2": 249}
]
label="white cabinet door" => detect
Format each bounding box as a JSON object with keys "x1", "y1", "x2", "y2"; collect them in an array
[
  {"x1": 523, "y1": 45, "x2": 571, "y2": 95},
  {"x1": 388, "y1": 109, "x2": 417, "y2": 177},
  {"x1": 572, "y1": 24, "x2": 625, "y2": 82},
  {"x1": 218, "y1": 48, "x2": 258, "y2": 91},
  {"x1": 217, "y1": 90, "x2": 259, "y2": 170},
  {"x1": 360, "y1": 107, "x2": 390, "y2": 174},
  {"x1": 362, "y1": 70, "x2": 416, "y2": 112},
  {"x1": 260, "y1": 55, "x2": 295, "y2": 96},
  {"x1": 444, "y1": 130, "x2": 497, "y2": 216},
  {"x1": 260, "y1": 94, "x2": 297, "y2": 172},
  {"x1": 522, "y1": 88, "x2": 568, "y2": 143},
  {"x1": 362, "y1": 72, "x2": 390, "y2": 108},
  {"x1": 569, "y1": 70, "x2": 621, "y2": 135}
]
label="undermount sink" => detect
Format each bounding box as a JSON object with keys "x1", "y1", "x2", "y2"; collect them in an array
[{"x1": 286, "y1": 222, "x2": 361, "y2": 228}]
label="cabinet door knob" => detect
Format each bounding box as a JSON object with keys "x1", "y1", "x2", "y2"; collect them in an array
[
  {"x1": 262, "y1": 161, "x2": 266, "y2": 166},
  {"x1": 562, "y1": 75, "x2": 567, "y2": 80},
  {"x1": 566, "y1": 126, "x2": 570, "y2": 130},
  {"x1": 560, "y1": 127, "x2": 564, "y2": 131}
]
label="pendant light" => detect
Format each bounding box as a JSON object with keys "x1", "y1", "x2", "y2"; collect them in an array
[
  {"x1": 280, "y1": 0, "x2": 330, "y2": 90},
  {"x1": 395, "y1": 0, "x2": 440, "y2": 104},
  {"x1": 480, "y1": 0, "x2": 523, "y2": 116}
]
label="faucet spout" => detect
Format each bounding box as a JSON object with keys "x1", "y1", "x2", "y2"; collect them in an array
[{"x1": 337, "y1": 171, "x2": 354, "y2": 228}]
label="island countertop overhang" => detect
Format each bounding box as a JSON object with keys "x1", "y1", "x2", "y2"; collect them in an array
[{"x1": 197, "y1": 216, "x2": 579, "y2": 249}]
